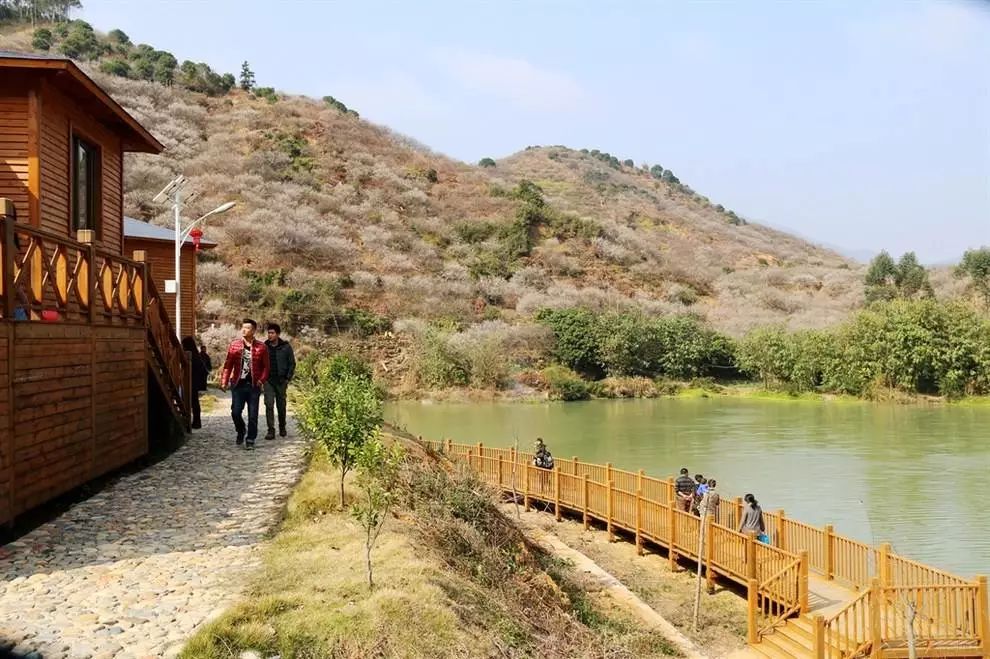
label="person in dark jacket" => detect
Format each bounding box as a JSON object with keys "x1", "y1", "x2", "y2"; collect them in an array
[
  {"x1": 182, "y1": 336, "x2": 209, "y2": 429},
  {"x1": 674, "y1": 467, "x2": 696, "y2": 512},
  {"x1": 263, "y1": 323, "x2": 295, "y2": 439},
  {"x1": 200, "y1": 344, "x2": 212, "y2": 374}
]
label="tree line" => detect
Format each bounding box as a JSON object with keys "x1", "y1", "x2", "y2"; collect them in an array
[{"x1": 0, "y1": 0, "x2": 79, "y2": 25}]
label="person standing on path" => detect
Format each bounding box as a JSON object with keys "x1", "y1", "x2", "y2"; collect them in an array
[
  {"x1": 706, "y1": 479, "x2": 720, "y2": 523},
  {"x1": 200, "y1": 344, "x2": 213, "y2": 374},
  {"x1": 738, "y1": 493, "x2": 768, "y2": 543},
  {"x1": 220, "y1": 319, "x2": 270, "y2": 449},
  {"x1": 675, "y1": 467, "x2": 696, "y2": 513},
  {"x1": 181, "y1": 336, "x2": 208, "y2": 429},
  {"x1": 263, "y1": 322, "x2": 295, "y2": 440}
]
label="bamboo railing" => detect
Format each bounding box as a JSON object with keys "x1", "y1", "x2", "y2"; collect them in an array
[{"x1": 426, "y1": 439, "x2": 989, "y2": 658}]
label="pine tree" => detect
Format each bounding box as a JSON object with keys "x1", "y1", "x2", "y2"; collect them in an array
[{"x1": 239, "y1": 60, "x2": 255, "y2": 92}]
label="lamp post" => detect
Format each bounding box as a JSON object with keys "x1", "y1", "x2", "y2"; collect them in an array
[{"x1": 154, "y1": 176, "x2": 234, "y2": 339}]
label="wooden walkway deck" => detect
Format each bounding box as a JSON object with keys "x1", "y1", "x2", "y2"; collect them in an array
[{"x1": 425, "y1": 439, "x2": 989, "y2": 659}]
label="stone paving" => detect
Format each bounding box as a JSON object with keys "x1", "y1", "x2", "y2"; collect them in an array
[{"x1": 0, "y1": 396, "x2": 306, "y2": 658}]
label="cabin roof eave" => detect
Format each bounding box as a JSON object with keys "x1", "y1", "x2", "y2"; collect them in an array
[{"x1": 0, "y1": 53, "x2": 164, "y2": 154}]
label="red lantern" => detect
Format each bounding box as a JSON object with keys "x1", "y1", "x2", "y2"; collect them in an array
[{"x1": 189, "y1": 227, "x2": 203, "y2": 252}]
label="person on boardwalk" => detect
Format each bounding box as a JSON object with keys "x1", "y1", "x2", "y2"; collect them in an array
[
  {"x1": 692, "y1": 474, "x2": 708, "y2": 516},
  {"x1": 263, "y1": 322, "x2": 295, "y2": 439},
  {"x1": 200, "y1": 344, "x2": 212, "y2": 374},
  {"x1": 705, "y1": 479, "x2": 720, "y2": 523},
  {"x1": 533, "y1": 437, "x2": 554, "y2": 469},
  {"x1": 181, "y1": 336, "x2": 209, "y2": 429},
  {"x1": 220, "y1": 319, "x2": 270, "y2": 449},
  {"x1": 738, "y1": 493, "x2": 768, "y2": 543},
  {"x1": 675, "y1": 467, "x2": 695, "y2": 512}
]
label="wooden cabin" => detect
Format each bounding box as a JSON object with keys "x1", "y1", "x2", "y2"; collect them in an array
[
  {"x1": 0, "y1": 51, "x2": 192, "y2": 526},
  {"x1": 123, "y1": 217, "x2": 217, "y2": 338}
]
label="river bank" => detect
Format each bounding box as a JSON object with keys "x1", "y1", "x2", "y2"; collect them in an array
[{"x1": 181, "y1": 438, "x2": 683, "y2": 658}]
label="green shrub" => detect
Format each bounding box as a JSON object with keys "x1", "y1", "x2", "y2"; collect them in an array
[
  {"x1": 31, "y1": 28, "x2": 53, "y2": 51},
  {"x1": 478, "y1": 157, "x2": 496, "y2": 168},
  {"x1": 344, "y1": 308, "x2": 391, "y2": 337},
  {"x1": 454, "y1": 221, "x2": 497, "y2": 244},
  {"x1": 254, "y1": 86, "x2": 278, "y2": 103},
  {"x1": 543, "y1": 366, "x2": 590, "y2": 401},
  {"x1": 535, "y1": 308, "x2": 602, "y2": 378},
  {"x1": 412, "y1": 330, "x2": 469, "y2": 389},
  {"x1": 107, "y1": 28, "x2": 131, "y2": 45},
  {"x1": 99, "y1": 58, "x2": 131, "y2": 77}
]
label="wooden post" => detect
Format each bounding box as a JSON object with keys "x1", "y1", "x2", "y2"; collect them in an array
[
  {"x1": 975, "y1": 575, "x2": 988, "y2": 659},
  {"x1": 523, "y1": 463, "x2": 531, "y2": 512},
  {"x1": 553, "y1": 467, "x2": 561, "y2": 522},
  {"x1": 747, "y1": 531, "x2": 758, "y2": 581},
  {"x1": 668, "y1": 503, "x2": 678, "y2": 570},
  {"x1": 78, "y1": 229, "x2": 97, "y2": 324},
  {"x1": 606, "y1": 480, "x2": 614, "y2": 542},
  {"x1": 747, "y1": 578, "x2": 759, "y2": 644},
  {"x1": 582, "y1": 474, "x2": 590, "y2": 530},
  {"x1": 635, "y1": 488, "x2": 643, "y2": 555},
  {"x1": 799, "y1": 550, "x2": 810, "y2": 614},
  {"x1": 1, "y1": 207, "x2": 15, "y2": 319},
  {"x1": 824, "y1": 524, "x2": 835, "y2": 581},
  {"x1": 446, "y1": 438, "x2": 452, "y2": 454},
  {"x1": 666, "y1": 477, "x2": 674, "y2": 504},
  {"x1": 813, "y1": 615, "x2": 826, "y2": 659},
  {"x1": 878, "y1": 542, "x2": 892, "y2": 586},
  {"x1": 572, "y1": 456, "x2": 578, "y2": 476},
  {"x1": 870, "y1": 578, "x2": 882, "y2": 658},
  {"x1": 705, "y1": 514, "x2": 716, "y2": 594},
  {"x1": 734, "y1": 496, "x2": 744, "y2": 529},
  {"x1": 605, "y1": 462, "x2": 612, "y2": 485},
  {"x1": 776, "y1": 509, "x2": 787, "y2": 551},
  {"x1": 497, "y1": 455, "x2": 504, "y2": 490}
]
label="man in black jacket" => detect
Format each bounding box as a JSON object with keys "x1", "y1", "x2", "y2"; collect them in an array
[{"x1": 263, "y1": 323, "x2": 296, "y2": 439}]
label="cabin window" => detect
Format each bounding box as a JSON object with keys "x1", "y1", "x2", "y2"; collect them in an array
[{"x1": 71, "y1": 135, "x2": 100, "y2": 233}]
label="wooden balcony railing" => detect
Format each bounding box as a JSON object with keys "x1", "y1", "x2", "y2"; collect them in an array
[{"x1": 1, "y1": 215, "x2": 190, "y2": 429}]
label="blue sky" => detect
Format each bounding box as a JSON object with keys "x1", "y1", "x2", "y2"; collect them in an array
[{"x1": 80, "y1": 0, "x2": 989, "y2": 263}]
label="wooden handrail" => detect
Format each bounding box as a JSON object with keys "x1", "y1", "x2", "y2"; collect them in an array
[
  {"x1": 145, "y1": 274, "x2": 191, "y2": 429},
  {"x1": 428, "y1": 438, "x2": 989, "y2": 657}
]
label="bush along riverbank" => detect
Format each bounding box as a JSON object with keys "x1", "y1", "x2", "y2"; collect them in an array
[
  {"x1": 373, "y1": 299, "x2": 990, "y2": 405},
  {"x1": 181, "y1": 441, "x2": 679, "y2": 658}
]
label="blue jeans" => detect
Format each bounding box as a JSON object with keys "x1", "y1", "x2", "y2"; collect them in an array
[{"x1": 231, "y1": 379, "x2": 261, "y2": 443}]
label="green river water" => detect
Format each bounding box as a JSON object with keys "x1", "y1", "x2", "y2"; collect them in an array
[{"x1": 386, "y1": 397, "x2": 990, "y2": 578}]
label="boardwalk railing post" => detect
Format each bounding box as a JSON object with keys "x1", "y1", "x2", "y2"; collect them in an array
[
  {"x1": 605, "y1": 462, "x2": 613, "y2": 485},
  {"x1": 668, "y1": 503, "x2": 678, "y2": 570},
  {"x1": 734, "y1": 496, "x2": 744, "y2": 530},
  {"x1": 824, "y1": 524, "x2": 835, "y2": 581},
  {"x1": 477, "y1": 442, "x2": 483, "y2": 477},
  {"x1": 666, "y1": 477, "x2": 674, "y2": 505},
  {"x1": 705, "y1": 514, "x2": 716, "y2": 594},
  {"x1": 445, "y1": 438, "x2": 452, "y2": 454},
  {"x1": 799, "y1": 550, "x2": 810, "y2": 614},
  {"x1": 878, "y1": 542, "x2": 892, "y2": 586},
  {"x1": 497, "y1": 455, "x2": 504, "y2": 490},
  {"x1": 747, "y1": 531, "x2": 758, "y2": 581},
  {"x1": 554, "y1": 467, "x2": 561, "y2": 522},
  {"x1": 572, "y1": 455, "x2": 578, "y2": 476},
  {"x1": 635, "y1": 488, "x2": 643, "y2": 555},
  {"x1": 976, "y1": 575, "x2": 988, "y2": 658},
  {"x1": 813, "y1": 615, "x2": 826, "y2": 659},
  {"x1": 870, "y1": 578, "x2": 882, "y2": 657},
  {"x1": 523, "y1": 463, "x2": 531, "y2": 512},
  {"x1": 776, "y1": 509, "x2": 786, "y2": 551},
  {"x1": 606, "y1": 480, "x2": 614, "y2": 542},
  {"x1": 582, "y1": 474, "x2": 590, "y2": 530},
  {"x1": 747, "y1": 578, "x2": 759, "y2": 644}
]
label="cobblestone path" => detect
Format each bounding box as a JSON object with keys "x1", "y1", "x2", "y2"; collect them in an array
[{"x1": 0, "y1": 399, "x2": 306, "y2": 658}]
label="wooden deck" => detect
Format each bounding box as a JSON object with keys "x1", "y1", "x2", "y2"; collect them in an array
[{"x1": 427, "y1": 440, "x2": 990, "y2": 659}]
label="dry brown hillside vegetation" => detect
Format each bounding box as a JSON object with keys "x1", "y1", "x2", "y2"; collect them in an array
[
  {"x1": 87, "y1": 71, "x2": 868, "y2": 334},
  {"x1": 10, "y1": 24, "x2": 942, "y2": 393}
]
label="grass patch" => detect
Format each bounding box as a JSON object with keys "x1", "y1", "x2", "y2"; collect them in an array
[{"x1": 182, "y1": 439, "x2": 677, "y2": 658}]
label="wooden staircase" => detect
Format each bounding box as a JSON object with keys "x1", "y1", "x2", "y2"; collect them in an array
[
  {"x1": 143, "y1": 272, "x2": 191, "y2": 433},
  {"x1": 753, "y1": 616, "x2": 820, "y2": 659}
]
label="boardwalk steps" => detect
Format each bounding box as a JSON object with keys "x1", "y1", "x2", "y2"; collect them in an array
[{"x1": 425, "y1": 440, "x2": 990, "y2": 659}]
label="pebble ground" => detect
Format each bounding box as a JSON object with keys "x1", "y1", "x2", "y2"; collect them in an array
[{"x1": 0, "y1": 398, "x2": 305, "y2": 658}]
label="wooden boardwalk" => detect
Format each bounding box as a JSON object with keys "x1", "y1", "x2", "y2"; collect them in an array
[{"x1": 426, "y1": 440, "x2": 989, "y2": 659}]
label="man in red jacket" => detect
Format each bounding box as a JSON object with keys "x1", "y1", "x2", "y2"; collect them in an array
[{"x1": 220, "y1": 318, "x2": 271, "y2": 449}]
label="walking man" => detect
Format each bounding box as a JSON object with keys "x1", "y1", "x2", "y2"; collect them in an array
[
  {"x1": 220, "y1": 319, "x2": 270, "y2": 449},
  {"x1": 264, "y1": 322, "x2": 295, "y2": 439}
]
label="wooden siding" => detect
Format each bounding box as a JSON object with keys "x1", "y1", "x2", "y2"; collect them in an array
[
  {"x1": 0, "y1": 323, "x2": 11, "y2": 525},
  {"x1": 8, "y1": 323, "x2": 146, "y2": 516},
  {"x1": 0, "y1": 95, "x2": 30, "y2": 223},
  {"x1": 38, "y1": 82, "x2": 124, "y2": 255},
  {"x1": 126, "y1": 238, "x2": 198, "y2": 337}
]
